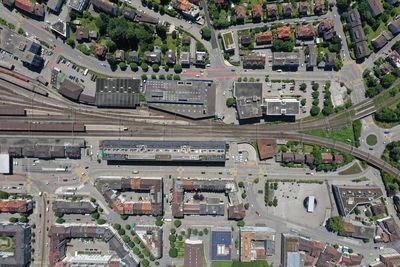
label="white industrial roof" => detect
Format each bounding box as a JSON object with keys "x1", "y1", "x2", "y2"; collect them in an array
[{"x1": 0, "y1": 154, "x2": 9, "y2": 174}]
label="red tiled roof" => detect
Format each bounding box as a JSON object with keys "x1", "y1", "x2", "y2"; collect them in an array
[
  {"x1": 15, "y1": 0, "x2": 33, "y2": 12},
  {"x1": 277, "y1": 26, "x2": 291, "y2": 39},
  {"x1": 256, "y1": 31, "x2": 273, "y2": 44},
  {"x1": 235, "y1": 5, "x2": 246, "y2": 18},
  {"x1": 296, "y1": 24, "x2": 315, "y2": 39},
  {"x1": 252, "y1": 4, "x2": 263, "y2": 18},
  {"x1": 257, "y1": 139, "x2": 276, "y2": 159}
]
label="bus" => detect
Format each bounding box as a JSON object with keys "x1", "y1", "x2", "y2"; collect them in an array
[{"x1": 83, "y1": 68, "x2": 89, "y2": 76}]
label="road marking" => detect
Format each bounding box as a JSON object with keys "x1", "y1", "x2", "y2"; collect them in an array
[{"x1": 177, "y1": 166, "x2": 184, "y2": 175}]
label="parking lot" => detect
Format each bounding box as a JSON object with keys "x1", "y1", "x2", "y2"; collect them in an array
[{"x1": 268, "y1": 182, "x2": 331, "y2": 228}]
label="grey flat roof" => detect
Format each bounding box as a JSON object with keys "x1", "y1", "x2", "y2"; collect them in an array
[
  {"x1": 100, "y1": 140, "x2": 226, "y2": 163},
  {"x1": 0, "y1": 222, "x2": 31, "y2": 267},
  {"x1": 265, "y1": 99, "x2": 300, "y2": 116},
  {"x1": 145, "y1": 80, "x2": 216, "y2": 119},
  {"x1": 272, "y1": 52, "x2": 300, "y2": 67},
  {"x1": 233, "y1": 82, "x2": 263, "y2": 120},
  {"x1": 95, "y1": 78, "x2": 140, "y2": 108}
]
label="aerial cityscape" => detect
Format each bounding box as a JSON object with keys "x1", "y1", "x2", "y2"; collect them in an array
[{"x1": 0, "y1": 0, "x2": 399, "y2": 265}]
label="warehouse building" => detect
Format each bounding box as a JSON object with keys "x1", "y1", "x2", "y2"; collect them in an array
[
  {"x1": 95, "y1": 78, "x2": 140, "y2": 108},
  {"x1": 0, "y1": 26, "x2": 43, "y2": 69},
  {"x1": 0, "y1": 222, "x2": 31, "y2": 267},
  {"x1": 99, "y1": 140, "x2": 226, "y2": 165},
  {"x1": 145, "y1": 80, "x2": 216, "y2": 119},
  {"x1": 233, "y1": 82, "x2": 263, "y2": 120}
]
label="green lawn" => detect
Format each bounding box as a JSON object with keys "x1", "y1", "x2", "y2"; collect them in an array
[
  {"x1": 366, "y1": 134, "x2": 377, "y2": 146},
  {"x1": 211, "y1": 262, "x2": 233, "y2": 267},
  {"x1": 80, "y1": 17, "x2": 98, "y2": 31},
  {"x1": 304, "y1": 124, "x2": 355, "y2": 146},
  {"x1": 167, "y1": 35, "x2": 177, "y2": 51},
  {"x1": 364, "y1": 23, "x2": 386, "y2": 44},
  {"x1": 176, "y1": 240, "x2": 185, "y2": 258},
  {"x1": 338, "y1": 162, "x2": 363, "y2": 175}
]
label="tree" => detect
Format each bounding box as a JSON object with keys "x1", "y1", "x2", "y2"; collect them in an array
[
  {"x1": 141, "y1": 259, "x2": 150, "y2": 267},
  {"x1": 226, "y1": 97, "x2": 235, "y2": 108},
  {"x1": 56, "y1": 217, "x2": 65, "y2": 224},
  {"x1": 19, "y1": 216, "x2": 28, "y2": 223},
  {"x1": 201, "y1": 27, "x2": 212, "y2": 40},
  {"x1": 310, "y1": 105, "x2": 320, "y2": 116},
  {"x1": 237, "y1": 220, "x2": 245, "y2": 227},
  {"x1": 174, "y1": 64, "x2": 182, "y2": 73},
  {"x1": 0, "y1": 191, "x2": 9, "y2": 199},
  {"x1": 174, "y1": 220, "x2": 182, "y2": 228},
  {"x1": 152, "y1": 64, "x2": 160, "y2": 72},
  {"x1": 113, "y1": 224, "x2": 121, "y2": 230},
  {"x1": 91, "y1": 212, "x2": 100, "y2": 220},
  {"x1": 173, "y1": 75, "x2": 181, "y2": 80},
  {"x1": 326, "y1": 216, "x2": 344, "y2": 232},
  {"x1": 299, "y1": 83, "x2": 307, "y2": 91},
  {"x1": 272, "y1": 39, "x2": 294, "y2": 52},
  {"x1": 120, "y1": 214, "x2": 129, "y2": 220},
  {"x1": 9, "y1": 217, "x2": 18, "y2": 223},
  {"x1": 118, "y1": 229, "x2": 126, "y2": 236},
  {"x1": 203, "y1": 228, "x2": 208, "y2": 235},
  {"x1": 155, "y1": 216, "x2": 163, "y2": 227},
  {"x1": 301, "y1": 98, "x2": 306, "y2": 106},
  {"x1": 141, "y1": 74, "x2": 147, "y2": 81},
  {"x1": 141, "y1": 62, "x2": 149, "y2": 72},
  {"x1": 312, "y1": 83, "x2": 319, "y2": 91},
  {"x1": 97, "y1": 218, "x2": 106, "y2": 224},
  {"x1": 169, "y1": 247, "x2": 178, "y2": 257},
  {"x1": 169, "y1": 234, "x2": 176, "y2": 242},
  {"x1": 381, "y1": 74, "x2": 396, "y2": 88},
  {"x1": 119, "y1": 62, "x2": 127, "y2": 71},
  {"x1": 130, "y1": 63, "x2": 138, "y2": 71},
  {"x1": 244, "y1": 203, "x2": 250, "y2": 210},
  {"x1": 66, "y1": 39, "x2": 75, "y2": 46}
]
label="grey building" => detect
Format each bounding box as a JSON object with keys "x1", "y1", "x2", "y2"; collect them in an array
[
  {"x1": 347, "y1": 9, "x2": 362, "y2": 28},
  {"x1": 0, "y1": 222, "x2": 31, "y2": 267},
  {"x1": 91, "y1": 0, "x2": 119, "y2": 16},
  {"x1": 233, "y1": 82, "x2": 263, "y2": 120},
  {"x1": 99, "y1": 140, "x2": 226, "y2": 164},
  {"x1": 52, "y1": 200, "x2": 97, "y2": 214},
  {"x1": 165, "y1": 50, "x2": 176, "y2": 65},
  {"x1": 68, "y1": 0, "x2": 89, "y2": 12},
  {"x1": 0, "y1": 27, "x2": 43, "y2": 69},
  {"x1": 272, "y1": 52, "x2": 300, "y2": 70},
  {"x1": 306, "y1": 44, "x2": 318, "y2": 69},
  {"x1": 144, "y1": 51, "x2": 161, "y2": 64},
  {"x1": 95, "y1": 78, "x2": 140, "y2": 108},
  {"x1": 389, "y1": 18, "x2": 400, "y2": 35},
  {"x1": 123, "y1": 7, "x2": 136, "y2": 20},
  {"x1": 47, "y1": 0, "x2": 64, "y2": 13},
  {"x1": 180, "y1": 52, "x2": 191, "y2": 66},
  {"x1": 265, "y1": 99, "x2": 300, "y2": 116},
  {"x1": 145, "y1": 80, "x2": 216, "y2": 119}
]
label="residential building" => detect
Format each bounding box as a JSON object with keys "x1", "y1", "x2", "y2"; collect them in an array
[
  {"x1": 48, "y1": 225, "x2": 139, "y2": 266},
  {"x1": 348, "y1": 9, "x2": 362, "y2": 28},
  {"x1": 314, "y1": 0, "x2": 325, "y2": 14},
  {"x1": 277, "y1": 26, "x2": 291, "y2": 39},
  {"x1": 115, "y1": 49, "x2": 125, "y2": 61},
  {"x1": 256, "y1": 31, "x2": 273, "y2": 45},
  {"x1": 355, "y1": 41, "x2": 370, "y2": 59},
  {"x1": 95, "y1": 176, "x2": 163, "y2": 216},
  {"x1": 171, "y1": 0, "x2": 200, "y2": 20},
  {"x1": 252, "y1": 4, "x2": 263, "y2": 20},
  {"x1": 211, "y1": 228, "x2": 232, "y2": 261},
  {"x1": 0, "y1": 199, "x2": 33, "y2": 213},
  {"x1": 91, "y1": 0, "x2": 118, "y2": 16},
  {"x1": 95, "y1": 78, "x2": 140, "y2": 108},
  {"x1": 372, "y1": 32, "x2": 390, "y2": 50},
  {"x1": 144, "y1": 51, "x2": 161, "y2": 64},
  {"x1": 134, "y1": 226, "x2": 163, "y2": 259},
  {"x1": 272, "y1": 52, "x2": 300, "y2": 70},
  {"x1": 221, "y1": 31, "x2": 236, "y2": 52},
  {"x1": 180, "y1": 51, "x2": 191, "y2": 66},
  {"x1": 2, "y1": 0, "x2": 15, "y2": 8},
  {"x1": 257, "y1": 139, "x2": 277, "y2": 160},
  {"x1": 15, "y1": 0, "x2": 44, "y2": 18},
  {"x1": 89, "y1": 30, "x2": 98, "y2": 40},
  {"x1": 387, "y1": 50, "x2": 400, "y2": 68},
  {"x1": 233, "y1": 82, "x2": 263, "y2": 120},
  {"x1": 332, "y1": 184, "x2": 383, "y2": 216},
  {"x1": 99, "y1": 140, "x2": 226, "y2": 165},
  {"x1": 50, "y1": 20, "x2": 68, "y2": 39},
  {"x1": 195, "y1": 51, "x2": 207, "y2": 65},
  {"x1": 94, "y1": 43, "x2": 107, "y2": 58},
  {"x1": 235, "y1": 5, "x2": 246, "y2": 21},
  {"x1": 184, "y1": 240, "x2": 204, "y2": 267},
  {"x1": 267, "y1": 4, "x2": 278, "y2": 19},
  {"x1": 145, "y1": 80, "x2": 216, "y2": 119},
  {"x1": 265, "y1": 99, "x2": 300, "y2": 116},
  {"x1": 123, "y1": 6, "x2": 136, "y2": 20},
  {"x1": 47, "y1": 0, "x2": 64, "y2": 13},
  {"x1": 282, "y1": 3, "x2": 292, "y2": 17},
  {"x1": 75, "y1": 27, "x2": 89, "y2": 42},
  {"x1": 367, "y1": 0, "x2": 384, "y2": 17},
  {"x1": 240, "y1": 226, "x2": 276, "y2": 261},
  {"x1": 171, "y1": 178, "x2": 244, "y2": 219},
  {"x1": 52, "y1": 200, "x2": 97, "y2": 214},
  {"x1": 296, "y1": 24, "x2": 315, "y2": 40},
  {"x1": 350, "y1": 25, "x2": 366, "y2": 43},
  {"x1": 306, "y1": 44, "x2": 318, "y2": 69},
  {"x1": 68, "y1": 0, "x2": 89, "y2": 12},
  {"x1": 242, "y1": 53, "x2": 266, "y2": 69},
  {"x1": 241, "y1": 35, "x2": 252, "y2": 46},
  {"x1": 324, "y1": 52, "x2": 337, "y2": 69},
  {"x1": 0, "y1": 223, "x2": 31, "y2": 267},
  {"x1": 318, "y1": 19, "x2": 336, "y2": 41},
  {"x1": 135, "y1": 10, "x2": 159, "y2": 24},
  {"x1": 298, "y1": 1, "x2": 308, "y2": 16},
  {"x1": 165, "y1": 50, "x2": 176, "y2": 65},
  {"x1": 127, "y1": 51, "x2": 139, "y2": 63},
  {"x1": 388, "y1": 18, "x2": 400, "y2": 35}
]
